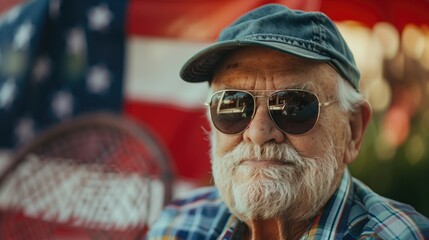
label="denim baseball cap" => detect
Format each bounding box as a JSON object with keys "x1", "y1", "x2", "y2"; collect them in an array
[{"x1": 180, "y1": 4, "x2": 360, "y2": 89}]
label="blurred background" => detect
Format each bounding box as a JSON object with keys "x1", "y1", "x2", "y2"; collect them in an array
[{"x1": 0, "y1": 0, "x2": 428, "y2": 238}]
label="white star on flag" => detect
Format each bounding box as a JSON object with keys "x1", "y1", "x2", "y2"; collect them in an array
[
  {"x1": 51, "y1": 91, "x2": 74, "y2": 119},
  {"x1": 14, "y1": 21, "x2": 34, "y2": 50},
  {"x1": 50, "y1": 0, "x2": 61, "y2": 19},
  {"x1": 15, "y1": 117, "x2": 35, "y2": 144},
  {"x1": 88, "y1": 4, "x2": 113, "y2": 31},
  {"x1": 4, "y1": 5, "x2": 22, "y2": 24},
  {"x1": 33, "y1": 56, "x2": 51, "y2": 82},
  {"x1": 0, "y1": 78, "x2": 17, "y2": 109},
  {"x1": 67, "y1": 28, "x2": 86, "y2": 55},
  {"x1": 86, "y1": 65, "x2": 111, "y2": 94}
]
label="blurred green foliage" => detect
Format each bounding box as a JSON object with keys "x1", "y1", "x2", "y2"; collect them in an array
[{"x1": 350, "y1": 111, "x2": 429, "y2": 218}]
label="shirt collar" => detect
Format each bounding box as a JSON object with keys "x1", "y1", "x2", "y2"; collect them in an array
[{"x1": 302, "y1": 169, "x2": 354, "y2": 240}]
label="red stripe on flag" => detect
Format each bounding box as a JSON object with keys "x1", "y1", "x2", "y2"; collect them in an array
[
  {"x1": 126, "y1": 0, "x2": 321, "y2": 41},
  {"x1": 124, "y1": 100, "x2": 212, "y2": 182},
  {"x1": 0, "y1": 0, "x2": 22, "y2": 14}
]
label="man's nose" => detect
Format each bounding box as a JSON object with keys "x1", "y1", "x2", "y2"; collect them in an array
[{"x1": 243, "y1": 104, "x2": 285, "y2": 145}]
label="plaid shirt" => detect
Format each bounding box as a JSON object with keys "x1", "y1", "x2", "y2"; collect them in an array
[{"x1": 147, "y1": 170, "x2": 429, "y2": 239}]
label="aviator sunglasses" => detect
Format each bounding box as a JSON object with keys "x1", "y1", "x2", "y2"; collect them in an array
[{"x1": 206, "y1": 89, "x2": 337, "y2": 135}]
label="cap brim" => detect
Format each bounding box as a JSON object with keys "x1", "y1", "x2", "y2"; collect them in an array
[{"x1": 180, "y1": 39, "x2": 332, "y2": 83}]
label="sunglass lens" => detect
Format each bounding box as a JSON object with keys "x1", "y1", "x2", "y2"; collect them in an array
[
  {"x1": 268, "y1": 90, "x2": 319, "y2": 134},
  {"x1": 209, "y1": 91, "x2": 254, "y2": 134}
]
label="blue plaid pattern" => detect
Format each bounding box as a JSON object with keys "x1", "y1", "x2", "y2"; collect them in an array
[{"x1": 147, "y1": 170, "x2": 429, "y2": 239}]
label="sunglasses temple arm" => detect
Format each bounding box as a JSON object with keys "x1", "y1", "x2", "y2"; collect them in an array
[{"x1": 319, "y1": 100, "x2": 337, "y2": 107}]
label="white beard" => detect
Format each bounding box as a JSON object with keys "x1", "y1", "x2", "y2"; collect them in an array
[{"x1": 210, "y1": 134, "x2": 339, "y2": 222}]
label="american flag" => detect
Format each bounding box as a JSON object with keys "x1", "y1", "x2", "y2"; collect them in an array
[{"x1": 0, "y1": 0, "x2": 127, "y2": 147}]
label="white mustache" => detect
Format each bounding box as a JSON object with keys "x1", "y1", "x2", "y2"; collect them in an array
[{"x1": 220, "y1": 142, "x2": 305, "y2": 167}]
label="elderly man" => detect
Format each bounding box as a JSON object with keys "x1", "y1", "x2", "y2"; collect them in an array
[{"x1": 148, "y1": 4, "x2": 429, "y2": 240}]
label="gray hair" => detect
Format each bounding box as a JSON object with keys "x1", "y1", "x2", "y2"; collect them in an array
[{"x1": 336, "y1": 75, "x2": 366, "y2": 113}]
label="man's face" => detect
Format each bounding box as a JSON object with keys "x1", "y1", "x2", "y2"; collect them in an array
[{"x1": 209, "y1": 46, "x2": 352, "y2": 222}]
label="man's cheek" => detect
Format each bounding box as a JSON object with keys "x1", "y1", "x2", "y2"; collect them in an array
[{"x1": 215, "y1": 134, "x2": 241, "y2": 156}]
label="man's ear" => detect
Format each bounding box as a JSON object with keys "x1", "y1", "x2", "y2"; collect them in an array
[{"x1": 344, "y1": 100, "x2": 372, "y2": 164}]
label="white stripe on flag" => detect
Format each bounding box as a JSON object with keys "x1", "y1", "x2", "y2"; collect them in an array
[{"x1": 125, "y1": 37, "x2": 211, "y2": 108}]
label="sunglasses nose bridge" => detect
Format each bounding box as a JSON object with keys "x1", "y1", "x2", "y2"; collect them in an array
[
  {"x1": 253, "y1": 94, "x2": 270, "y2": 107},
  {"x1": 248, "y1": 95, "x2": 279, "y2": 125},
  {"x1": 243, "y1": 95, "x2": 286, "y2": 144},
  {"x1": 251, "y1": 95, "x2": 270, "y2": 116}
]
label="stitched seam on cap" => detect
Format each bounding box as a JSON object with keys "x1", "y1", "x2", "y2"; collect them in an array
[
  {"x1": 313, "y1": 14, "x2": 328, "y2": 48},
  {"x1": 241, "y1": 34, "x2": 328, "y2": 55}
]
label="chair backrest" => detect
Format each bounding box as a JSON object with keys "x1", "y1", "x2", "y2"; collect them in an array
[{"x1": 0, "y1": 112, "x2": 173, "y2": 239}]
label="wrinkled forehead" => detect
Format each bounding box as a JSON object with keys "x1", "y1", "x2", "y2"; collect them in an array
[{"x1": 211, "y1": 46, "x2": 339, "y2": 96}]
